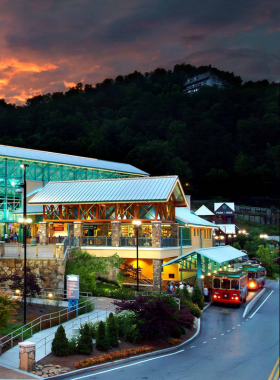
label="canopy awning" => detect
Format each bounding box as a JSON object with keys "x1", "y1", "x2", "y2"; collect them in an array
[
  {"x1": 175, "y1": 208, "x2": 218, "y2": 228},
  {"x1": 162, "y1": 245, "x2": 246, "y2": 266}
]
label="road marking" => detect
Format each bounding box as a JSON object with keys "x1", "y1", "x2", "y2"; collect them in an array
[
  {"x1": 227, "y1": 330, "x2": 231, "y2": 333},
  {"x1": 237, "y1": 324, "x2": 240, "y2": 326},
  {"x1": 221, "y1": 333, "x2": 224, "y2": 335},
  {"x1": 213, "y1": 337, "x2": 217, "y2": 340},
  {"x1": 69, "y1": 350, "x2": 185, "y2": 380},
  {"x1": 190, "y1": 346, "x2": 195, "y2": 348},
  {"x1": 232, "y1": 327, "x2": 235, "y2": 329},
  {"x1": 249, "y1": 290, "x2": 274, "y2": 318},
  {"x1": 221, "y1": 309, "x2": 229, "y2": 313},
  {"x1": 242, "y1": 322, "x2": 244, "y2": 323},
  {"x1": 268, "y1": 357, "x2": 279, "y2": 380},
  {"x1": 203, "y1": 341, "x2": 207, "y2": 344}
]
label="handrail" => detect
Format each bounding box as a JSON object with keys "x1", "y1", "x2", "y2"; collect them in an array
[
  {"x1": 0, "y1": 296, "x2": 95, "y2": 355},
  {"x1": 35, "y1": 304, "x2": 116, "y2": 356}
]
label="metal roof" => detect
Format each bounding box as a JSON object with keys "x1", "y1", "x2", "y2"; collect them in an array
[
  {"x1": 12, "y1": 205, "x2": 43, "y2": 215},
  {"x1": 195, "y1": 205, "x2": 214, "y2": 216},
  {"x1": 217, "y1": 224, "x2": 236, "y2": 234},
  {"x1": 29, "y1": 176, "x2": 186, "y2": 205},
  {"x1": 214, "y1": 202, "x2": 235, "y2": 212},
  {"x1": 175, "y1": 208, "x2": 217, "y2": 228},
  {"x1": 162, "y1": 246, "x2": 246, "y2": 266},
  {"x1": 0, "y1": 145, "x2": 148, "y2": 176}
]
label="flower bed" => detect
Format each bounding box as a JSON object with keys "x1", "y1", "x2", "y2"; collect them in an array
[{"x1": 75, "y1": 346, "x2": 154, "y2": 369}]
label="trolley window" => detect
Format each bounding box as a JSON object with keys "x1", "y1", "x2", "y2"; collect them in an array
[
  {"x1": 248, "y1": 272, "x2": 256, "y2": 279},
  {"x1": 259, "y1": 270, "x2": 265, "y2": 277},
  {"x1": 213, "y1": 278, "x2": 221, "y2": 288},
  {"x1": 231, "y1": 280, "x2": 239, "y2": 290},
  {"x1": 221, "y1": 279, "x2": 230, "y2": 289}
]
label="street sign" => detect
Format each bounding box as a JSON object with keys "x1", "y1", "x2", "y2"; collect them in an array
[
  {"x1": 83, "y1": 225, "x2": 98, "y2": 230},
  {"x1": 67, "y1": 274, "x2": 79, "y2": 299}
]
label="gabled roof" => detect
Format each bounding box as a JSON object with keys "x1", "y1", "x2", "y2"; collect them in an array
[
  {"x1": 214, "y1": 202, "x2": 235, "y2": 212},
  {"x1": 29, "y1": 176, "x2": 188, "y2": 205},
  {"x1": 162, "y1": 246, "x2": 246, "y2": 266},
  {"x1": 195, "y1": 205, "x2": 214, "y2": 216},
  {"x1": 0, "y1": 145, "x2": 148, "y2": 176},
  {"x1": 175, "y1": 208, "x2": 217, "y2": 228},
  {"x1": 12, "y1": 205, "x2": 43, "y2": 215}
]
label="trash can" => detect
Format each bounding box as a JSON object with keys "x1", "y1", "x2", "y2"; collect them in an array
[{"x1": 31, "y1": 238, "x2": 37, "y2": 246}]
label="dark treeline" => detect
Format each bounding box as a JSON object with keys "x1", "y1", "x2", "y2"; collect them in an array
[{"x1": 0, "y1": 64, "x2": 279, "y2": 198}]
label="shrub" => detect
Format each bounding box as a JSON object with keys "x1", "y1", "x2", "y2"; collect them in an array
[
  {"x1": 185, "y1": 301, "x2": 202, "y2": 319},
  {"x1": 87, "y1": 321, "x2": 100, "y2": 338},
  {"x1": 171, "y1": 326, "x2": 182, "y2": 338},
  {"x1": 107, "y1": 315, "x2": 119, "y2": 347},
  {"x1": 191, "y1": 285, "x2": 204, "y2": 309},
  {"x1": 178, "y1": 326, "x2": 186, "y2": 335},
  {"x1": 0, "y1": 292, "x2": 18, "y2": 331},
  {"x1": 78, "y1": 323, "x2": 93, "y2": 354},
  {"x1": 75, "y1": 346, "x2": 154, "y2": 369},
  {"x1": 115, "y1": 310, "x2": 136, "y2": 337},
  {"x1": 96, "y1": 321, "x2": 110, "y2": 351},
  {"x1": 69, "y1": 335, "x2": 79, "y2": 354},
  {"x1": 51, "y1": 325, "x2": 69, "y2": 356},
  {"x1": 124, "y1": 324, "x2": 142, "y2": 344},
  {"x1": 78, "y1": 298, "x2": 94, "y2": 315},
  {"x1": 183, "y1": 287, "x2": 191, "y2": 301},
  {"x1": 169, "y1": 339, "x2": 181, "y2": 346},
  {"x1": 177, "y1": 308, "x2": 195, "y2": 329}
]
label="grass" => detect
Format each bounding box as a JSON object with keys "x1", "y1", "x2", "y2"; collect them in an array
[
  {"x1": 1, "y1": 323, "x2": 32, "y2": 340},
  {"x1": 235, "y1": 218, "x2": 279, "y2": 235}
]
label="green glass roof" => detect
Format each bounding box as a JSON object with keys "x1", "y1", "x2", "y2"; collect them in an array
[{"x1": 242, "y1": 265, "x2": 266, "y2": 272}]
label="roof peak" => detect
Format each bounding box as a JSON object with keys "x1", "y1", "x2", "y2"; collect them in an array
[{"x1": 44, "y1": 175, "x2": 178, "y2": 184}]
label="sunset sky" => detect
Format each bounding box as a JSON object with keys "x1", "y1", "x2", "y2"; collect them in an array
[{"x1": 0, "y1": 0, "x2": 279, "y2": 104}]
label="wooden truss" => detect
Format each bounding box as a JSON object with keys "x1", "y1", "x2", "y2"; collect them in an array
[{"x1": 43, "y1": 202, "x2": 177, "y2": 222}]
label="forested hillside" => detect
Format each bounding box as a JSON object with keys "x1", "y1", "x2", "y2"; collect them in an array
[{"x1": 0, "y1": 64, "x2": 279, "y2": 198}]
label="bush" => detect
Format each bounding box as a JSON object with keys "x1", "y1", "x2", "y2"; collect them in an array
[
  {"x1": 124, "y1": 324, "x2": 142, "y2": 344},
  {"x1": 96, "y1": 321, "x2": 110, "y2": 351},
  {"x1": 183, "y1": 287, "x2": 191, "y2": 301},
  {"x1": 87, "y1": 321, "x2": 100, "y2": 338},
  {"x1": 191, "y1": 285, "x2": 204, "y2": 309},
  {"x1": 75, "y1": 346, "x2": 154, "y2": 369},
  {"x1": 185, "y1": 301, "x2": 202, "y2": 319},
  {"x1": 178, "y1": 325, "x2": 186, "y2": 335},
  {"x1": 69, "y1": 336, "x2": 79, "y2": 354},
  {"x1": 169, "y1": 339, "x2": 181, "y2": 346},
  {"x1": 78, "y1": 298, "x2": 94, "y2": 315},
  {"x1": 51, "y1": 325, "x2": 69, "y2": 356},
  {"x1": 107, "y1": 314, "x2": 119, "y2": 347},
  {"x1": 171, "y1": 326, "x2": 182, "y2": 338},
  {"x1": 115, "y1": 310, "x2": 136, "y2": 336},
  {"x1": 78, "y1": 323, "x2": 93, "y2": 354},
  {"x1": 177, "y1": 308, "x2": 195, "y2": 330}
]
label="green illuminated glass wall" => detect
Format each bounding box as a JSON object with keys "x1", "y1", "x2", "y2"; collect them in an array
[{"x1": 0, "y1": 157, "x2": 135, "y2": 221}]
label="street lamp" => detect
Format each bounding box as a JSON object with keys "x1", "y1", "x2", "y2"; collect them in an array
[
  {"x1": 132, "y1": 220, "x2": 141, "y2": 292},
  {"x1": 260, "y1": 234, "x2": 268, "y2": 239},
  {"x1": 215, "y1": 235, "x2": 224, "y2": 246},
  {"x1": 19, "y1": 163, "x2": 29, "y2": 325}
]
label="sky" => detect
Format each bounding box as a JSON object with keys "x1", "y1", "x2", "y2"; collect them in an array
[{"x1": 0, "y1": 0, "x2": 279, "y2": 104}]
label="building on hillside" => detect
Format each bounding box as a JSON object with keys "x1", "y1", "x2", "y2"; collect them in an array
[
  {"x1": 214, "y1": 202, "x2": 239, "y2": 245},
  {"x1": 0, "y1": 145, "x2": 147, "y2": 240},
  {"x1": 195, "y1": 205, "x2": 215, "y2": 222},
  {"x1": 183, "y1": 72, "x2": 224, "y2": 93},
  {"x1": 29, "y1": 175, "x2": 218, "y2": 291}
]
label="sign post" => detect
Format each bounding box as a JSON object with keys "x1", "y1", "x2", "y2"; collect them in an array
[{"x1": 67, "y1": 274, "x2": 79, "y2": 316}]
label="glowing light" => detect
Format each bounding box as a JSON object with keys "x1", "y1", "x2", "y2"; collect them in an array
[
  {"x1": 26, "y1": 218, "x2": 32, "y2": 224},
  {"x1": 15, "y1": 289, "x2": 21, "y2": 294},
  {"x1": 132, "y1": 220, "x2": 141, "y2": 226},
  {"x1": 48, "y1": 293, "x2": 53, "y2": 298},
  {"x1": 201, "y1": 275, "x2": 205, "y2": 279},
  {"x1": 18, "y1": 217, "x2": 24, "y2": 224}
]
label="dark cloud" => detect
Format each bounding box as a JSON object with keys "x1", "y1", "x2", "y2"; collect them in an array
[{"x1": 0, "y1": 0, "x2": 279, "y2": 103}]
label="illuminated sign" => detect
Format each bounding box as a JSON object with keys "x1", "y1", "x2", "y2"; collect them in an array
[{"x1": 67, "y1": 274, "x2": 79, "y2": 299}]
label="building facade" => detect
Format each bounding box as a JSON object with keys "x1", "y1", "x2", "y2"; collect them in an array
[
  {"x1": 0, "y1": 145, "x2": 147, "y2": 240},
  {"x1": 184, "y1": 72, "x2": 224, "y2": 93}
]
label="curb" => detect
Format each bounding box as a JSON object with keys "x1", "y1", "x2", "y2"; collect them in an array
[
  {"x1": 50, "y1": 318, "x2": 202, "y2": 379},
  {"x1": 242, "y1": 288, "x2": 266, "y2": 318}
]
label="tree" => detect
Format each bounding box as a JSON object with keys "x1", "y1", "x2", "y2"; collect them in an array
[
  {"x1": 191, "y1": 285, "x2": 204, "y2": 309},
  {"x1": 51, "y1": 325, "x2": 69, "y2": 356},
  {"x1": 233, "y1": 242, "x2": 241, "y2": 250},
  {"x1": 96, "y1": 321, "x2": 110, "y2": 351},
  {"x1": 78, "y1": 323, "x2": 93, "y2": 354},
  {"x1": 0, "y1": 292, "x2": 18, "y2": 332},
  {"x1": 256, "y1": 245, "x2": 278, "y2": 277},
  {"x1": 0, "y1": 267, "x2": 45, "y2": 298},
  {"x1": 107, "y1": 314, "x2": 119, "y2": 347}
]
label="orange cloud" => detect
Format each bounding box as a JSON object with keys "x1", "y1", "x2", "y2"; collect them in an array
[
  {"x1": 63, "y1": 81, "x2": 76, "y2": 88},
  {"x1": 0, "y1": 59, "x2": 58, "y2": 74},
  {"x1": 0, "y1": 78, "x2": 10, "y2": 88}
]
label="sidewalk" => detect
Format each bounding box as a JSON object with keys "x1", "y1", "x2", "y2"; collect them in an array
[
  {"x1": 0, "y1": 364, "x2": 40, "y2": 379},
  {"x1": 0, "y1": 298, "x2": 116, "y2": 370}
]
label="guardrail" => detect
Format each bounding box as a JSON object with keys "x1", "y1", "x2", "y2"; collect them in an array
[
  {"x1": 35, "y1": 303, "x2": 116, "y2": 357},
  {"x1": 120, "y1": 237, "x2": 152, "y2": 247},
  {"x1": 161, "y1": 237, "x2": 177, "y2": 247},
  {"x1": 0, "y1": 296, "x2": 95, "y2": 356},
  {"x1": 83, "y1": 237, "x2": 112, "y2": 246}
]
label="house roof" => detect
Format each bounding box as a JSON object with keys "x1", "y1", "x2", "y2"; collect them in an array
[
  {"x1": 29, "y1": 176, "x2": 187, "y2": 205},
  {"x1": 12, "y1": 205, "x2": 43, "y2": 215},
  {"x1": 162, "y1": 245, "x2": 246, "y2": 266},
  {"x1": 0, "y1": 145, "x2": 148, "y2": 176},
  {"x1": 214, "y1": 202, "x2": 235, "y2": 212},
  {"x1": 175, "y1": 208, "x2": 217, "y2": 228},
  {"x1": 195, "y1": 205, "x2": 214, "y2": 216}
]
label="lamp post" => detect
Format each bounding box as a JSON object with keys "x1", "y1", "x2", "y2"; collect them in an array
[
  {"x1": 18, "y1": 163, "x2": 30, "y2": 325},
  {"x1": 215, "y1": 235, "x2": 224, "y2": 246},
  {"x1": 133, "y1": 220, "x2": 141, "y2": 292}
]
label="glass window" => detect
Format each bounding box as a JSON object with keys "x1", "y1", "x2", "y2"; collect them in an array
[
  {"x1": 142, "y1": 224, "x2": 152, "y2": 238},
  {"x1": 248, "y1": 272, "x2": 256, "y2": 279},
  {"x1": 231, "y1": 280, "x2": 239, "y2": 290},
  {"x1": 221, "y1": 279, "x2": 230, "y2": 289},
  {"x1": 36, "y1": 163, "x2": 43, "y2": 181},
  {"x1": 194, "y1": 228, "x2": 196, "y2": 237},
  {"x1": 161, "y1": 225, "x2": 171, "y2": 237},
  {"x1": 213, "y1": 278, "x2": 220, "y2": 288},
  {"x1": 121, "y1": 224, "x2": 135, "y2": 237}
]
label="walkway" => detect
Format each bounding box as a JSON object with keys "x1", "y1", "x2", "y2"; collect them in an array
[
  {"x1": 0, "y1": 364, "x2": 39, "y2": 379},
  {"x1": 0, "y1": 298, "x2": 116, "y2": 370},
  {"x1": 3, "y1": 244, "x2": 56, "y2": 259}
]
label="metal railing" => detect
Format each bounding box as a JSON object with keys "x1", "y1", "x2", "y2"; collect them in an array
[
  {"x1": 161, "y1": 237, "x2": 177, "y2": 247},
  {"x1": 180, "y1": 238, "x2": 192, "y2": 246},
  {"x1": 35, "y1": 303, "x2": 116, "y2": 357},
  {"x1": 120, "y1": 237, "x2": 152, "y2": 247},
  {"x1": 0, "y1": 296, "x2": 95, "y2": 356},
  {"x1": 49, "y1": 237, "x2": 64, "y2": 244},
  {"x1": 83, "y1": 237, "x2": 112, "y2": 246}
]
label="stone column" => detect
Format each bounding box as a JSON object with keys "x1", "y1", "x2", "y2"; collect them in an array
[
  {"x1": 68, "y1": 223, "x2": 74, "y2": 237},
  {"x1": 153, "y1": 259, "x2": 162, "y2": 293},
  {"x1": 170, "y1": 223, "x2": 179, "y2": 246},
  {"x1": 74, "y1": 222, "x2": 84, "y2": 237},
  {"x1": 19, "y1": 342, "x2": 36, "y2": 372},
  {"x1": 39, "y1": 222, "x2": 49, "y2": 245},
  {"x1": 0, "y1": 241, "x2": 5, "y2": 257},
  {"x1": 56, "y1": 243, "x2": 64, "y2": 259},
  {"x1": 111, "y1": 221, "x2": 121, "y2": 247},
  {"x1": 151, "y1": 221, "x2": 162, "y2": 248}
]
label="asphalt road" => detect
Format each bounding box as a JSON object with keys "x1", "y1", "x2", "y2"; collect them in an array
[{"x1": 64, "y1": 280, "x2": 279, "y2": 380}]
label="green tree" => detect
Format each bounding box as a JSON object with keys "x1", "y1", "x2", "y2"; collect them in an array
[
  {"x1": 0, "y1": 292, "x2": 18, "y2": 332},
  {"x1": 51, "y1": 325, "x2": 69, "y2": 356},
  {"x1": 107, "y1": 315, "x2": 119, "y2": 347},
  {"x1": 78, "y1": 323, "x2": 93, "y2": 354},
  {"x1": 256, "y1": 245, "x2": 278, "y2": 277},
  {"x1": 96, "y1": 321, "x2": 109, "y2": 351},
  {"x1": 233, "y1": 242, "x2": 241, "y2": 250},
  {"x1": 191, "y1": 285, "x2": 204, "y2": 309}
]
